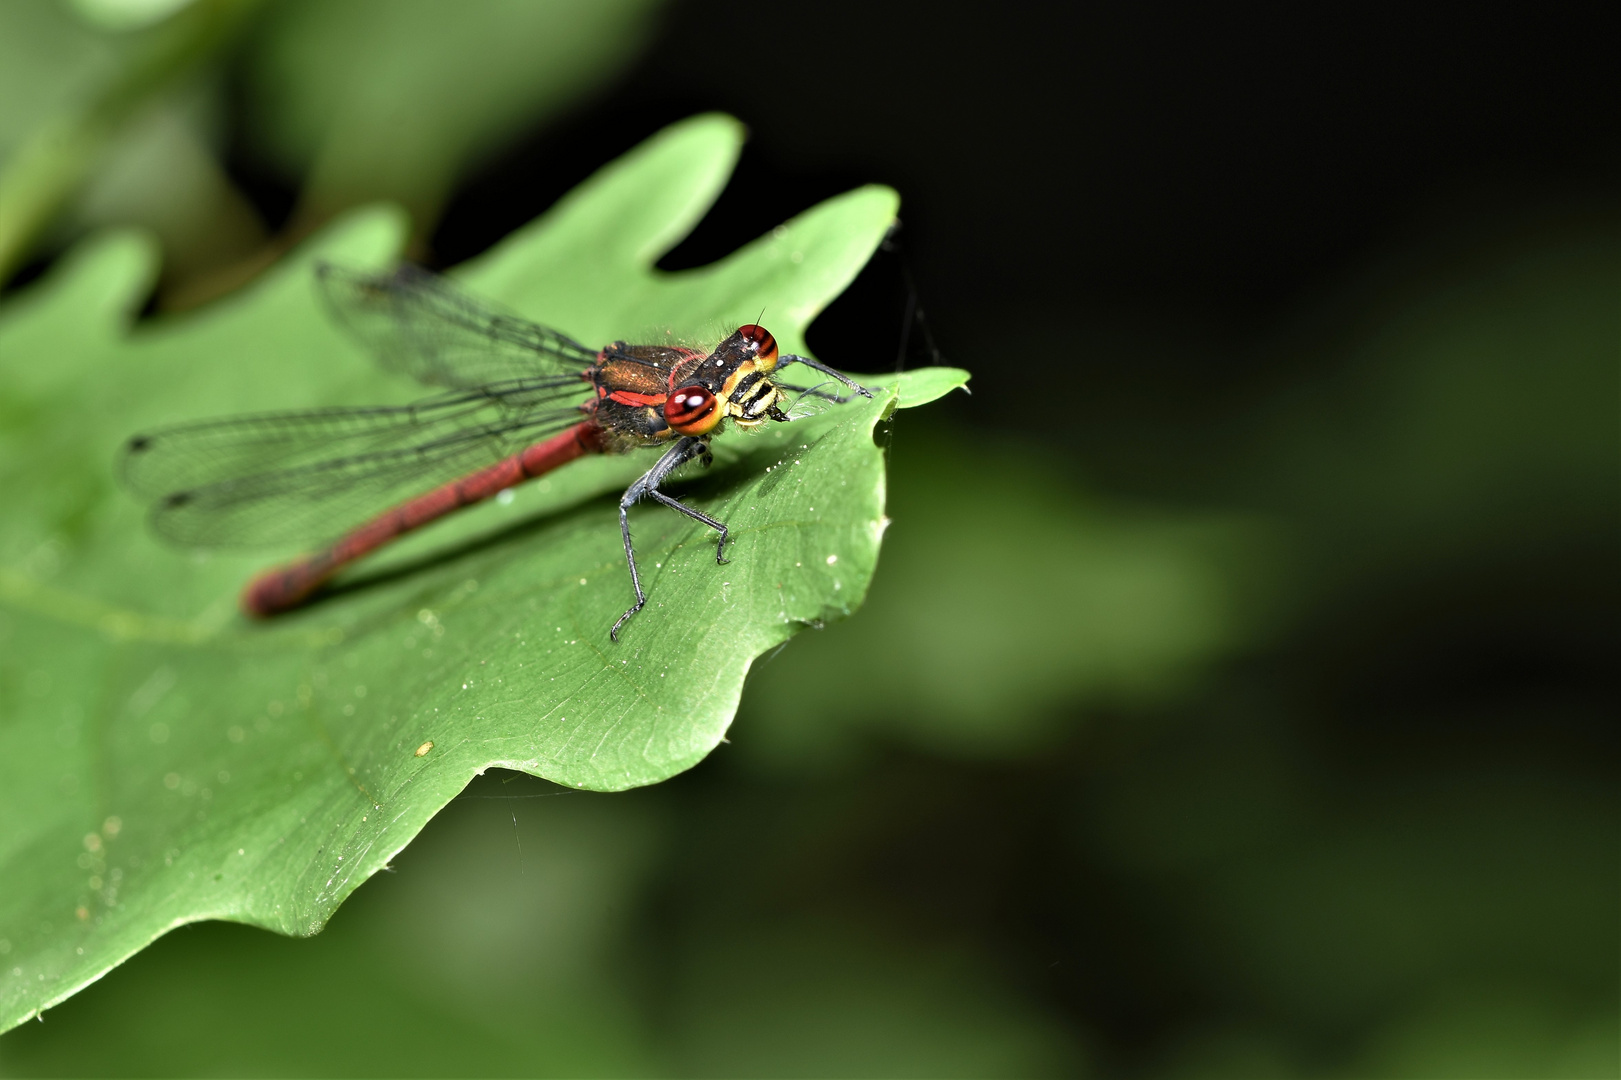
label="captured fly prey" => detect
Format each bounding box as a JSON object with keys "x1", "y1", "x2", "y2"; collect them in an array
[{"x1": 121, "y1": 264, "x2": 872, "y2": 640}]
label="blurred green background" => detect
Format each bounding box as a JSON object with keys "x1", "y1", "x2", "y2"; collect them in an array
[{"x1": 0, "y1": 0, "x2": 1615, "y2": 1076}]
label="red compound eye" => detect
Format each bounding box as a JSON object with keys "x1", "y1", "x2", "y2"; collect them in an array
[
  {"x1": 666, "y1": 385, "x2": 721, "y2": 436},
  {"x1": 737, "y1": 324, "x2": 779, "y2": 367}
]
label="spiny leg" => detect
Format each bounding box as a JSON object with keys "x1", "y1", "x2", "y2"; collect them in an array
[
  {"x1": 649, "y1": 490, "x2": 729, "y2": 564},
  {"x1": 611, "y1": 437, "x2": 720, "y2": 642},
  {"x1": 775, "y1": 354, "x2": 873, "y2": 402}
]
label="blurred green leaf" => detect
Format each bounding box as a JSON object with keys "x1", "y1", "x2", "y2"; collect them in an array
[
  {"x1": 0, "y1": 0, "x2": 256, "y2": 281},
  {"x1": 1349, "y1": 986, "x2": 1620, "y2": 1080},
  {"x1": 244, "y1": 0, "x2": 666, "y2": 236},
  {"x1": 665, "y1": 919, "x2": 1082, "y2": 1077},
  {"x1": 1080, "y1": 219, "x2": 1621, "y2": 1079},
  {"x1": 0, "y1": 113, "x2": 964, "y2": 1030},
  {"x1": 0, "y1": 2, "x2": 118, "y2": 166},
  {"x1": 1242, "y1": 224, "x2": 1618, "y2": 591},
  {"x1": 736, "y1": 435, "x2": 1273, "y2": 764},
  {"x1": 67, "y1": 96, "x2": 269, "y2": 288},
  {"x1": 68, "y1": 0, "x2": 200, "y2": 33}
]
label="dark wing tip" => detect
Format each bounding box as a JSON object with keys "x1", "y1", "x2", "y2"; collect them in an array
[{"x1": 117, "y1": 432, "x2": 158, "y2": 491}]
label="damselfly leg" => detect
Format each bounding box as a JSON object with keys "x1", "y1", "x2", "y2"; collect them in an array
[
  {"x1": 775, "y1": 354, "x2": 873, "y2": 403},
  {"x1": 613, "y1": 436, "x2": 729, "y2": 642}
]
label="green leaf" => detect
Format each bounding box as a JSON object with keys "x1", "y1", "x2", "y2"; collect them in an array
[{"x1": 0, "y1": 113, "x2": 968, "y2": 1030}]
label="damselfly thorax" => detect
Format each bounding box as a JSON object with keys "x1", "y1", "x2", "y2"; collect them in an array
[{"x1": 587, "y1": 323, "x2": 791, "y2": 452}]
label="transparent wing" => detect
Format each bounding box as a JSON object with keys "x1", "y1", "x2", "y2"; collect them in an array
[
  {"x1": 122, "y1": 382, "x2": 588, "y2": 548},
  {"x1": 316, "y1": 263, "x2": 603, "y2": 390}
]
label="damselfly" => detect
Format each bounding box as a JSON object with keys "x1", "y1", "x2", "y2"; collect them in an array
[{"x1": 121, "y1": 265, "x2": 871, "y2": 641}]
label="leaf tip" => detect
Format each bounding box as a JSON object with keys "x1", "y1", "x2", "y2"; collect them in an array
[
  {"x1": 3, "y1": 229, "x2": 160, "y2": 334},
  {"x1": 892, "y1": 367, "x2": 972, "y2": 410}
]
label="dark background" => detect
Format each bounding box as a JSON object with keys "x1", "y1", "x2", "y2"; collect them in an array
[{"x1": 1, "y1": 1, "x2": 1615, "y2": 1075}]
